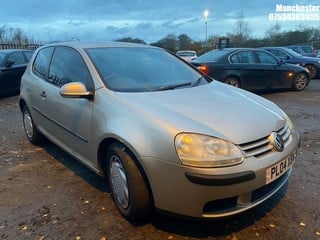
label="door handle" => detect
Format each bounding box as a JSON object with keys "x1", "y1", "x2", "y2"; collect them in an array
[{"x1": 40, "y1": 91, "x2": 46, "y2": 98}]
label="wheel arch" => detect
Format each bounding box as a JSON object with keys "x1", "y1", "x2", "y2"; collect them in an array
[
  {"x1": 224, "y1": 74, "x2": 240, "y2": 81},
  {"x1": 299, "y1": 70, "x2": 311, "y2": 80},
  {"x1": 19, "y1": 98, "x2": 27, "y2": 112},
  {"x1": 97, "y1": 137, "x2": 155, "y2": 204},
  {"x1": 305, "y1": 63, "x2": 319, "y2": 79},
  {"x1": 292, "y1": 71, "x2": 310, "y2": 91},
  {"x1": 224, "y1": 75, "x2": 242, "y2": 87}
]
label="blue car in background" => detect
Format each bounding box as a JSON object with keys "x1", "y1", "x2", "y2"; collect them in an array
[
  {"x1": 0, "y1": 49, "x2": 33, "y2": 98},
  {"x1": 261, "y1": 47, "x2": 320, "y2": 79}
]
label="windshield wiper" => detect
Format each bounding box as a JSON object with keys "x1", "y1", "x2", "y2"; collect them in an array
[
  {"x1": 192, "y1": 75, "x2": 211, "y2": 87},
  {"x1": 154, "y1": 82, "x2": 192, "y2": 91}
]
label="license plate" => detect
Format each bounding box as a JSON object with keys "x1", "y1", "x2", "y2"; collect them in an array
[{"x1": 266, "y1": 153, "x2": 296, "y2": 184}]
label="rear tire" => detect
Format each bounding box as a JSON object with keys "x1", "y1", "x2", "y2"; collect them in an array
[
  {"x1": 22, "y1": 105, "x2": 43, "y2": 145},
  {"x1": 292, "y1": 72, "x2": 309, "y2": 91},
  {"x1": 224, "y1": 77, "x2": 240, "y2": 88},
  {"x1": 107, "y1": 142, "x2": 151, "y2": 222}
]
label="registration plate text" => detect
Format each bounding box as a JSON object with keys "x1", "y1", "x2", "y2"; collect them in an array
[{"x1": 266, "y1": 153, "x2": 295, "y2": 184}]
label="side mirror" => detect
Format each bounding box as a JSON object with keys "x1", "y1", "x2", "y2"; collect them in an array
[
  {"x1": 5, "y1": 60, "x2": 15, "y2": 68},
  {"x1": 60, "y1": 82, "x2": 93, "y2": 99}
]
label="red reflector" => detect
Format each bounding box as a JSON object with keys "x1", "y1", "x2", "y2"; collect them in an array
[{"x1": 198, "y1": 65, "x2": 209, "y2": 75}]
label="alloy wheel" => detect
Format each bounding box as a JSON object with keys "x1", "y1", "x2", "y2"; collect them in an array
[
  {"x1": 110, "y1": 155, "x2": 129, "y2": 209},
  {"x1": 23, "y1": 110, "x2": 34, "y2": 139}
]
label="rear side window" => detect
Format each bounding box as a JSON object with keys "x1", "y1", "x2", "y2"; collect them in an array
[
  {"x1": 48, "y1": 47, "x2": 92, "y2": 89},
  {"x1": 33, "y1": 47, "x2": 54, "y2": 79},
  {"x1": 230, "y1": 51, "x2": 256, "y2": 64}
]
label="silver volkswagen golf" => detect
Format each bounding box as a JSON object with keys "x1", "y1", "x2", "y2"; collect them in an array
[{"x1": 20, "y1": 42, "x2": 299, "y2": 221}]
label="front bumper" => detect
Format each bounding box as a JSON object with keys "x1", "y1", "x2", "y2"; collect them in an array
[{"x1": 140, "y1": 135, "x2": 299, "y2": 218}]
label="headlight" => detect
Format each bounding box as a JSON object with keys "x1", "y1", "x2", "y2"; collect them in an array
[{"x1": 175, "y1": 133, "x2": 244, "y2": 167}]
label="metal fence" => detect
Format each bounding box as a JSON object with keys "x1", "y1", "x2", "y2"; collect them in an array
[{"x1": 0, "y1": 41, "x2": 45, "y2": 50}]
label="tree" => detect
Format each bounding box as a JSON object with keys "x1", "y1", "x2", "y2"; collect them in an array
[
  {"x1": 265, "y1": 23, "x2": 282, "y2": 45},
  {"x1": 177, "y1": 34, "x2": 193, "y2": 50},
  {"x1": 150, "y1": 34, "x2": 178, "y2": 52},
  {"x1": 0, "y1": 25, "x2": 29, "y2": 43},
  {"x1": 115, "y1": 37, "x2": 146, "y2": 45},
  {"x1": 12, "y1": 28, "x2": 28, "y2": 43},
  {"x1": 230, "y1": 12, "x2": 251, "y2": 47}
]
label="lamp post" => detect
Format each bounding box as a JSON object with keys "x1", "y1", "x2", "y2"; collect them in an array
[{"x1": 203, "y1": 10, "x2": 209, "y2": 52}]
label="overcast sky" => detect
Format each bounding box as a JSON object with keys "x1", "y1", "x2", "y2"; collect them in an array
[{"x1": 1, "y1": 0, "x2": 320, "y2": 43}]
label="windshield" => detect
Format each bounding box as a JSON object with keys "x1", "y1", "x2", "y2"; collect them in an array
[
  {"x1": 283, "y1": 48, "x2": 303, "y2": 57},
  {"x1": 86, "y1": 47, "x2": 206, "y2": 92}
]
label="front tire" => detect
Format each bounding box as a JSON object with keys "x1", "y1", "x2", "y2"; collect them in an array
[
  {"x1": 305, "y1": 64, "x2": 318, "y2": 79},
  {"x1": 292, "y1": 72, "x2": 309, "y2": 91},
  {"x1": 22, "y1": 105, "x2": 43, "y2": 145},
  {"x1": 107, "y1": 143, "x2": 151, "y2": 222}
]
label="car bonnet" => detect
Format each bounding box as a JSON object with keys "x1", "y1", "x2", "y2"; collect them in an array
[{"x1": 116, "y1": 81, "x2": 287, "y2": 145}]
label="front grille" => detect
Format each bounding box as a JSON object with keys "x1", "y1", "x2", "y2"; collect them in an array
[{"x1": 238, "y1": 124, "x2": 291, "y2": 158}]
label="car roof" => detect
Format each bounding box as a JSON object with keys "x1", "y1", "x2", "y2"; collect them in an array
[
  {"x1": 287, "y1": 44, "x2": 313, "y2": 47},
  {"x1": 215, "y1": 48, "x2": 259, "y2": 52},
  {"x1": 261, "y1": 47, "x2": 287, "y2": 49},
  {"x1": 177, "y1": 50, "x2": 196, "y2": 53},
  {"x1": 42, "y1": 41, "x2": 159, "y2": 50}
]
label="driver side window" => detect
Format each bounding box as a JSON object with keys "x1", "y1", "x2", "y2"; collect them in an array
[
  {"x1": 48, "y1": 47, "x2": 93, "y2": 90},
  {"x1": 8, "y1": 52, "x2": 24, "y2": 66},
  {"x1": 256, "y1": 51, "x2": 278, "y2": 64}
]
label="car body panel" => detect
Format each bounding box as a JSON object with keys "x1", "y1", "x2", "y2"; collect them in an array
[{"x1": 20, "y1": 42, "x2": 300, "y2": 218}]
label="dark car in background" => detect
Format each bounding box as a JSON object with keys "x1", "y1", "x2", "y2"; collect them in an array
[
  {"x1": 191, "y1": 48, "x2": 310, "y2": 91},
  {"x1": 0, "y1": 49, "x2": 33, "y2": 97},
  {"x1": 286, "y1": 44, "x2": 316, "y2": 57},
  {"x1": 262, "y1": 47, "x2": 320, "y2": 79}
]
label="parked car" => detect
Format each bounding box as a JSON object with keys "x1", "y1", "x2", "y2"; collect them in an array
[
  {"x1": 0, "y1": 49, "x2": 33, "y2": 97},
  {"x1": 191, "y1": 48, "x2": 310, "y2": 91},
  {"x1": 176, "y1": 50, "x2": 197, "y2": 61},
  {"x1": 20, "y1": 42, "x2": 300, "y2": 221},
  {"x1": 262, "y1": 47, "x2": 320, "y2": 79},
  {"x1": 286, "y1": 44, "x2": 316, "y2": 57}
]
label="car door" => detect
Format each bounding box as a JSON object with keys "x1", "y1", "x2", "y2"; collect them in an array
[
  {"x1": 229, "y1": 50, "x2": 266, "y2": 90},
  {"x1": 254, "y1": 50, "x2": 288, "y2": 89},
  {"x1": 39, "y1": 46, "x2": 94, "y2": 164},
  {"x1": 0, "y1": 52, "x2": 27, "y2": 95}
]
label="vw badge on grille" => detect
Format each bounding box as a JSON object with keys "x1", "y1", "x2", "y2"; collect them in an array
[{"x1": 270, "y1": 132, "x2": 284, "y2": 152}]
